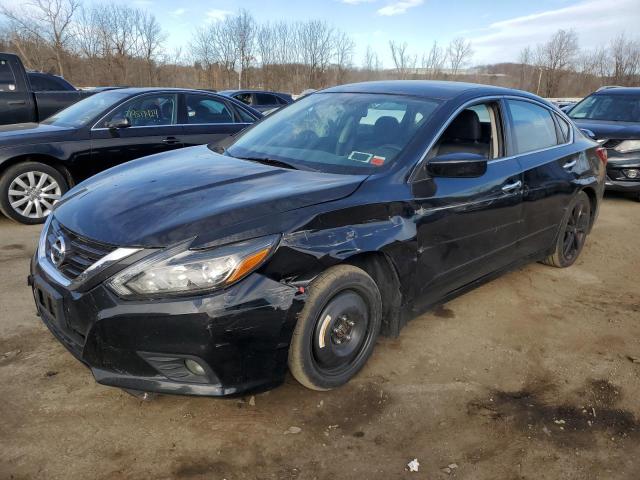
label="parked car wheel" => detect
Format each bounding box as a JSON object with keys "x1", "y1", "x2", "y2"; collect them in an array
[
  {"x1": 542, "y1": 191, "x2": 592, "y2": 268},
  {"x1": 0, "y1": 162, "x2": 67, "y2": 224},
  {"x1": 288, "y1": 265, "x2": 382, "y2": 390}
]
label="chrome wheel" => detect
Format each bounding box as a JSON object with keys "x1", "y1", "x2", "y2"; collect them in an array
[{"x1": 8, "y1": 171, "x2": 61, "y2": 219}]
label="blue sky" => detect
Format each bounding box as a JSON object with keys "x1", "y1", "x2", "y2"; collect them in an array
[{"x1": 102, "y1": 0, "x2": 640, "y2": 67}]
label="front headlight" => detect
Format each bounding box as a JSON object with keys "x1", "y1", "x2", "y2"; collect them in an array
[
  {"x1": 107, "y1": 235, "x2": 279, "y2": 298},
  {"x1": 614, "y1": 140, "x2": 640, "y2": 154}
]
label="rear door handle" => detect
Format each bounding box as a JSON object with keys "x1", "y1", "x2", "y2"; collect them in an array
[
  {"x1": 162, "y1": 136, "x2": 179, "y2": 145},
  {"x1": 8, "y1": 100, "x2": 26, "y2": 105},
  {"x1": 501, "y1": 180, "x2": 522, "y2": 193},
  {"x1": 563, "y1": 159, "x2": 577, "y2": 169}
]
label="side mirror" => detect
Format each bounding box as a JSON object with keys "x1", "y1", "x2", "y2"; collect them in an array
[
  {"x1": 580, "y1": 128, "x2": 596, "y2": 140},
  {"x1": 105, "y1": 117, "x2": 131, "y2": 129},
  {"x1": 427, "y1": 152, "x2": 488, "y2": 178}
]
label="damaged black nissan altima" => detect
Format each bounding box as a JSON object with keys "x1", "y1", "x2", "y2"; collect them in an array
[{"x1": 29, "y1": 81, "x2": 606, "y2": 397}]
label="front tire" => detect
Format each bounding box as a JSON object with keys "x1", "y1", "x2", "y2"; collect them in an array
[
  {"x1": 542, "y1": 191, "x2": 591, "y2": 268},
  {"x1": 288, "y1": 265, "x2": 382, "y2": 391},
  {"x1": 0, "y1": 162, "x2": 68, "y2": 224}
]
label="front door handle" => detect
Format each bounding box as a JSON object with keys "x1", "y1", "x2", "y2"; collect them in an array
[
  {"x1": 8, "y1": 100, "x2": 26, "y2": 105},
  {"x1": 162, "y1": 136, "x2": 179, "y2": 145},
  {"x1": 563, "y1": 159, "x2": 577, "y2": 169},
  {"x1": 502, "y1": 180, "x2": 522, "y2": 193}
]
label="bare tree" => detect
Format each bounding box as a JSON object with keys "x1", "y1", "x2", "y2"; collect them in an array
[
  {"x1": 334, "y1": 31, "x2": 354, "y2": 84},
  {"x1": 297, "y1": 20, "x2": 335, "y2": 88},
  {"x1": 389, "y1": 40, "x2": 415, "y2": 79},
  {"x1": 518, "y1": 46, "x2": 533, "y2": 90},
  {"x1": 363, "y1": 45, "x2": 380, "y2": 74},
  {"x1": 447, "y1": 37, "x2": 473, "y2": 76},
  {"x1": 535, "y1": 29, "x2": 579, "y2": 97},
  {"x1": 136, "y1": 11, "x2": 165, "y2": 85},
  {"x1": 610, "y1": 34, "x2": 640, "y2": 86},
  {"x1": 1, "y1": 0, "x2": 80, "y2": 76},
  {"x1": 230, "y1": 9, "x2": 256, "y2": 89},
  {"x1": 422, "y1": 41, "x2": 446, "y2": 79}
]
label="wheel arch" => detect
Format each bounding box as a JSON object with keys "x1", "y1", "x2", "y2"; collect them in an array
[
  {"x1": 342, "y1": 251, "x2": 404, "y2": 337},
  {"x1": 581, "y1": 186, "x2": 598, "y2": 232},
  {"x1": 0, "y1": 154, "x2": 75, "y2": 188}
]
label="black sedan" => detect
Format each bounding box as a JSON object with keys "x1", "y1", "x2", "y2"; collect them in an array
[
  {"x1": 218, "y1": 89, "x2": 293, "y2": 112},
  {"x1": 0, "y1": 88, "x2": 262, "y2": 224},
  {"x1": 569, "y1": 87, "x2": 640, "y2": 200},
  {"x1": 30, "y1": 81, "x2": 605, "y2": 397}
]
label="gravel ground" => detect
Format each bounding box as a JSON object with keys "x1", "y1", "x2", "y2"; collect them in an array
[{"x1": 1, "y1": 193, "x2": 639, "y2": 480}]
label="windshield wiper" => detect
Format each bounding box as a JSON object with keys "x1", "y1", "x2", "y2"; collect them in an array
[{"x1": 234, "y1": 156, "x2": 300, "y2": 170}]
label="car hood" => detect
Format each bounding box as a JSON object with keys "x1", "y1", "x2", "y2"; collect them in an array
[
  {"x1": 0, "y1": 123, "x2": 76, "y2": 147},
  {"x1": 54, "y1": 145, "x2": 367, "y2": 247},
  {"x1": 572, "y1": 119, "x2": 640, "y2": 140}
]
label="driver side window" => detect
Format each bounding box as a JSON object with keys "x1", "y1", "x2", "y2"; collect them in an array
[
  {"x1": 429, "y1": 102, "x2": 503, "y2": 160},
  {"x1": 103, "y1": 94, "x2": 177, "y2": 127}
]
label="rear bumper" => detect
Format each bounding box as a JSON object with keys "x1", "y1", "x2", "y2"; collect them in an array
[{"x1": 30, "y1": 257, "x2": 305, "y2": 397}]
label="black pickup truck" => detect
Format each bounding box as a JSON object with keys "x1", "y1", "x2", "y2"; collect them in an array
[{"x1": 0, "y1": 53, "x2": 95, "y2": 126}]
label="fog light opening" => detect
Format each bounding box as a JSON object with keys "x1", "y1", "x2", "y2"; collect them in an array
[
  {"x1": 184, "y1": 358, "x2": 207, "y2": 376},
  {"x1": 623, "y1": 168, "x2": 639, "y2": 179}
]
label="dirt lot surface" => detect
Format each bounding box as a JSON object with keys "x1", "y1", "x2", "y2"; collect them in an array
[{"x1": 1, "y1": 194, "x2": 639, "y2": 480}]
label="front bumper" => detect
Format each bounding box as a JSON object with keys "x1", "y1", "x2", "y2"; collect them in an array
[
  {"x1": 604, "y1": 154, "x2": 640, "y2": 193},
  {"x1": 30, "y1": 257, "x2": 304, "y2": 397}
]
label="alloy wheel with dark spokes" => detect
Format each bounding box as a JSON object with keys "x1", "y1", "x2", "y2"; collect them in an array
[
  {"x1": 562, "y1": 202, "x2": 589, "y2": 263},
  {"x1": 8, "y1": 171, "x2": 62, "y2": 220},
  {"x1": 542, "y1": 191, "x2": 592, "y2": 268},
  {"x1": 312, "y1": 290, "x2": 371, "y2": 376}
]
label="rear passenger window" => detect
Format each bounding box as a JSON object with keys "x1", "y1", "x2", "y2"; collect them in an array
[
  {"x1": 0, "y1": 60, "x2": 16, "y2": 92},
  {"x1": 186, "y1": 94, "x2": 234, "y2": 124},
  {"x1": 255, "y1": 93, "x2": 276, "y2": 105},
  {"x1": 507, "y1": 100, "x2": 559, "y2": 154},
  {"x1": 556, "y1": 115, "x2": 571, "y2": 143},
  {"x1": 29, "y1": 74, "x2": 64, "y2": 92}
]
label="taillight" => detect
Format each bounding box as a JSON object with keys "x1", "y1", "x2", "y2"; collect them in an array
[{"x1": 596, "y1": 147, "x2": 608, "y2": 165}]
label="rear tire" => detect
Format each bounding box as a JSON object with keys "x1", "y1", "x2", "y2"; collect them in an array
[
  {"x1": 542, "y1": 191, "x2": 591, "y2": 268},
  {"x1": 0, "y1": 162, "x2": 68, "y2": 225},
  {"x1": 288, "y1": 265, "x2": 382, "y2": 391}
]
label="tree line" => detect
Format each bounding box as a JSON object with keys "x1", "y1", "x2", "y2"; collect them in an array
[{"x1": 1, "y1": 0, "x2": 639, "y2": 97}]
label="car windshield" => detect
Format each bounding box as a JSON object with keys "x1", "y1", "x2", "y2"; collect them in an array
[
  {"x1": 569, "y1": 93, "x2": 640, "y2": 123},
  {"x1": 223, "y1": 92, "x2": 441, "y2": 174},
  {"x1": 42, "y1": 90, "x2": 131, "y2": 128}
]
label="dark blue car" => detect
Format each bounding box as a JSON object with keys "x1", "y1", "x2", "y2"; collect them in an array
[
  {"x1": 30, "y1": 81, "x2": 606, "y2": 397},
  {"x1": 219, "y1": 89, "x2": 293, "y2": 113},
  {"x1": 568, "y1": 87, "x2": 640, "y2": 200}
]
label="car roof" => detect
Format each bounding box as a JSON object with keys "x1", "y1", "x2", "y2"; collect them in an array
[
  {"x1": 320, "y1": 80, "x2": 539, "y2": 101},
  {"x1": 593, "y1": 87, "x2": 640, "y2": 95},
  {"x1": 219, "y1": 89, "x2": 289, "y2": 96},
  {"x1": 106, "y1": 87, "x2": 226, "y2": 95},
  {"x1": 100, "y1": 87, "x2": 263, "y2": 117}
]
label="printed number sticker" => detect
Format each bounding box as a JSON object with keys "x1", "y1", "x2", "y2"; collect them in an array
[{"x1": 348, "y1": 151, "x2": 373, "y2": 163}]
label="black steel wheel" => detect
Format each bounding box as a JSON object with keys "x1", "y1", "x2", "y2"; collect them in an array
[
  {"x1": 288, "y1": 265, "x2": 382, "y2": 390},
  {"x1": 542, "y1": 191, "x2": 592, "y2": 268}
]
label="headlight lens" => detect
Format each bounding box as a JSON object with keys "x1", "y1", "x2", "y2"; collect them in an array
[
  {"x1": 614, "y1": 140, "x2": 640, "y2": 154},
  {"x1": 107, "y1": 235, "x2": 279, "y2": 297}
]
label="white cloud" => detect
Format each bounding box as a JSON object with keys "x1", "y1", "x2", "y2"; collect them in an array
[
  {"x1": 377, "y1": 0, "x2": 423, "y2": 16},
  {"x1": 206, "y1": 9, "x2": 232, "y2": 22},
  {"x1": 171, "y1": 8, "x2": 186, "y2": 16},
  {"x1": 469, "y1": 0, "x2": 640, "y2": 64}
]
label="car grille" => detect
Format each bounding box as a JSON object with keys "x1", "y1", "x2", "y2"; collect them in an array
[{"x1": 45, "y1": 219, "x2": 117, "y2": 280}]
